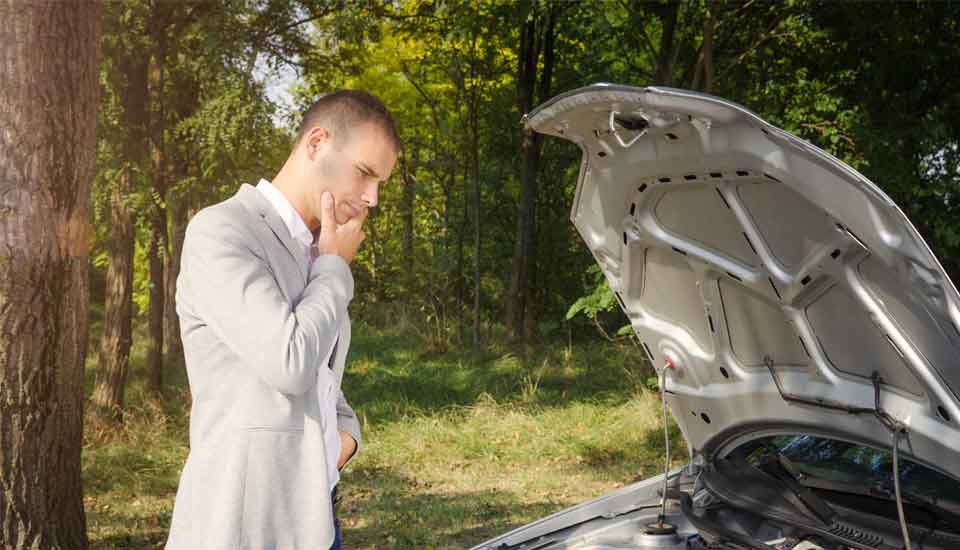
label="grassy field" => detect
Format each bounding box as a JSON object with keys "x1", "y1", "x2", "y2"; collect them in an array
[{"x1": 82, "y1": 313, "x2": 686, "y2": 549}]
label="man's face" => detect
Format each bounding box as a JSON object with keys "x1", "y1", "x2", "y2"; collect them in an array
[{"x1": 310, "y1": 122, "x2": 397, "y2": 225}]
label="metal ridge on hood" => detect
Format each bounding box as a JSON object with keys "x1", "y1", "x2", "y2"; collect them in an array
[{"x1": 526, "y1": 84, "x2": 960, "y2": 479}]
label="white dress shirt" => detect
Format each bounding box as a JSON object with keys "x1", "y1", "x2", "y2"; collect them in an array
[{"x1": 256, "y1": 178, "x2": 342, "y2": 489}]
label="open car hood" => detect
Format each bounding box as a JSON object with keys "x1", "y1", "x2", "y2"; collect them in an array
[{"x1": 526, "y1": 84, "x2": 960, "y2": 479}]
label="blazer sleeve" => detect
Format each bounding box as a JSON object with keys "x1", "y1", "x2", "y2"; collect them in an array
[
  {"x1": 335, "y1": 389, "x2": 362, "y2": 468},
  {"x1": 179, "y1": 208, "x2": 354, "y2": 396}
]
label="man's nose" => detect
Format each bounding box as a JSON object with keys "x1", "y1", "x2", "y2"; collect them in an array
[{"x1": 361, "y1": 182, "x2": 378, "y2": 208}]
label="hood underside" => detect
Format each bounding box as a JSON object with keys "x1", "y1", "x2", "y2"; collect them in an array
[{"x1": 526, "y1": 84, "x2": 960, "y2": 478}]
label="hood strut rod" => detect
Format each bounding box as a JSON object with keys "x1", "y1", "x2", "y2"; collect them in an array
[
  {"x1": 643, "y1": 359, "x2": 679, "y2": 537},
  {"x1": 870, "y1": 371, "x2": 912, "y2": 550},
  {"x1": 762, "y1": 357, "x2": 912, "y2": 549},
  {"x1": 658, "y1": 361, "x2": 671, "y2": 526}
]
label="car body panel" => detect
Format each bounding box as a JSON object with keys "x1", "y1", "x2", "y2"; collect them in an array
[
  {"x1": 471, "y1": 84, "x2": 960, "y2": 550},
  {"x1": 469, "y1": 471, "x2": 690, "y2": 550},
  {"x1": 516, "y1": 84, "x2": 960, "y2": 484}
]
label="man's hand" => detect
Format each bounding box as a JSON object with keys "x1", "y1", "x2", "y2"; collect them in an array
[
  {"x1": 315, "y1": 191, "x2": 367, "y2": 264},
  {"x1": 337, "y1": 430, "x2": 357, "y2": 470}
]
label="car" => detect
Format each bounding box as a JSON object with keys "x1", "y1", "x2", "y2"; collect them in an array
[{"x1": 469, "y1": 84, "x2": 960, "y2": 550}]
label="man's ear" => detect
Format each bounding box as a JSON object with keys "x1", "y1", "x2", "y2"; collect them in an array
[{"x1": 304, "y1": 126, "x2": 331, "y2": 161}]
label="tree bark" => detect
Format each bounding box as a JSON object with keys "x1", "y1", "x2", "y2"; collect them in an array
[
  {"x1": 92, "y1": 8, "x2": 150, "y2": 417},
  {"x1": 654, "y1": 1, "x2": 679, "y2": 85},
  {"x1": 91, "y1": 174, "x2": 136, "y2": 417},
  {"x1": 505, "y1": 1, "x2": 539, "y2": 340},
  {"x1": 164, "y1": 184, "x2": 188, "y2": 362},
  {"x1": 145, "y1": 16, "x2": 169, "y2": 395},
  {"x1": 164, "y1": 63, "x2": 201, "y2": 366},
  {"x1": 471, "y1": 115, "x2": 481, "y2": 349},
  {"x1": 506, "y1": 2, "x2": 557, "y2": 340},
  {"x1": 400, "y1": 148, "x2": 417, "y2": 288},
  {"x1": 0, "y1": 1, "x2": 101, "y2": 548},
  {"x1": 451, "y1": 58, "x2": 469, "y2": 343},
  {"x1": 469, "y1": 27, "x2": 482, "y2": 350},
  {"x1": 366, "y1": 205, "x2": 383, "y2": 301},
  {"x1": 702, "y1": 1, "x2": 716, "y2": 93},
  {"x1": 145, "y1": 176, "x2": 166, "y2": 394},
  {"x1": 456, "y1": 149, "x2": 468, "y2": 344}
]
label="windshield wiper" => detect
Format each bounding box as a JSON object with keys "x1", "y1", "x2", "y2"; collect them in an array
[
  {"x1": 795, "y1": 474, "x2": 960, "y2": 534},
  {"x1": 755, "y1": 450, "x2": 836, "y2": 525},
  {"x1": 878, "y1": 484, "x2": 960, "y2": 531},
  {"x1": 763, "y1": 358, "x2": 915, "y2": 550}
]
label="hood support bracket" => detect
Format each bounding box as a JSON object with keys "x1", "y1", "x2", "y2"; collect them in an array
[{"x1": 608, "y1": 110, "x2": 648, "y2": 148}]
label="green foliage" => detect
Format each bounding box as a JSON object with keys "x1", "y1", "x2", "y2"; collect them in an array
[
  {"x1": 565, "y1": 265, "x2": 638, "y2": 342},
  {"x1": 89, "y1": 0, "x2": 960, "y2": 346},
  {"x1": 565, "y1": 265, "x2": 615, "y2": 322}
]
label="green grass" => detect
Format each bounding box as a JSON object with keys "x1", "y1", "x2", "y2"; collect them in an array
[
  {"x1": 83, "y1": 313, "x2": 191, "y2": 549},
  {"x1": 82, "y1": 313, "x2": 686, "y2": 549}
]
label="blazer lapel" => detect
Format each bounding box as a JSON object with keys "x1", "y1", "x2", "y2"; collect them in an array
[{"x1": 235, "y1": 183, "x2": 309, "y2": 284}]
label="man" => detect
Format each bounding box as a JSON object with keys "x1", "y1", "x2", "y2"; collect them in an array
[{"x1": 165, "y1": 90, "x2": 399, "y2": 550}]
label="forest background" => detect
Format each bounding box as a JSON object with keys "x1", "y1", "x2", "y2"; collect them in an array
[{"x1": 2, "y1": 1, "x2": 958, "y2": 549}]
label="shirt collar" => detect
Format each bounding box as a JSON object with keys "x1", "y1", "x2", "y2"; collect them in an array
[{"x1": 255, "y1": 179, "x2": 313, "y2": 249}]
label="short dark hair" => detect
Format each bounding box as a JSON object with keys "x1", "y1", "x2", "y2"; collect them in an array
[{"x1": 296, "y1": 89, "x2": 400, "y2": 152}]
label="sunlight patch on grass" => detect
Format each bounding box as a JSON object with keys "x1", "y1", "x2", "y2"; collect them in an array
[
  {"x1": 82, "y1": 317, "x2": 683, "y2": 549},
  {"x1": 339, "y1": 391, "x2": 686, "y2": 548}
]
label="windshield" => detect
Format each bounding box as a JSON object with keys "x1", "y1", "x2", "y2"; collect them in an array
[{"x1": 730, "y1": 434, "x2": 960, "y2": 504}]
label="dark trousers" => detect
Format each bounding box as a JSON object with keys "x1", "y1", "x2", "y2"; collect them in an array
[{"x1": 330, "y1": 487, "x2": 341, "y2": 550}]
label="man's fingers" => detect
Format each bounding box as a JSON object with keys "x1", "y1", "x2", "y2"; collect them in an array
[{"x1": 320, "y1": 191, "x2": 336, "y2": 235}]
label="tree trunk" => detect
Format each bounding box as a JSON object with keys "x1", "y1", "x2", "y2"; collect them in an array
[
  {"x1": 505, "y1": 2, "x2": 539, "y2": 339},
  {"x1": 91, "y1": 175, "x2": 137, "y2": 417},
  {"x1": 702, "y1": 1, "x2": 716, "y2": 93},
  {"x1": 145, "y1": 187, "x2": 166, "y2": 395},
  {"x1": 400, "y1": 149, "x2": 417, "y2": 288},
  {"x1": 507, "y1": 3, "x2": 557, "y2": 340},
  {"x1": 441, "y1": 175, "x2": 451, "y2": 277},
  {"x1": 456, "y1": 152, "x2": 468, "y2": 344},
  {"x1": 526, "y1": 8, "x2": 556, "y2": 339},
  {"x1": 92, "y1": 17, "x2": 150, "y2": 417},
  {"x1": 145, "y1": 22, "x2": 168, "y2": 395},
  {"x1": 654, "y1": 1, "x2": 680, "y2": 85},
  {"x1": 366, "y1": 205, "x2": 383, "y2": 301},
  {"x1": 145, "y1": 189, "x2": 165, "y2": 389},
  {"x1": 164, "y1": 184, "x2": 188, "y2": 362},
  {"x1": 164, "y1": 67, "x2": 200, "y2": 365},
  {"x1": 468, "y1": 27, "x2": 483, "y2": 350},
  {"x1": 471, "y1": 113, "x2": 481, "y2": 349},
  {"x1": 0, "y1": 2, "x2": 101, "y2": 548}
]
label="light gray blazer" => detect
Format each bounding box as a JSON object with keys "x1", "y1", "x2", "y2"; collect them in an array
[{"x1": 165, "y1": 183, "x2": 362, "y2": 550}]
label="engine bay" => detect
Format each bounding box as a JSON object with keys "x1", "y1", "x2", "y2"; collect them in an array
[{"x1": 476, "y1": 464, "x2": 960, "y2": 550}]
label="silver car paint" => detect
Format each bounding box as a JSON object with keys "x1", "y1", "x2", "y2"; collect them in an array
[
  {"x1": 470, "y1": 84, "x2": 960, "y2": 548},
  {"x1": 523, "y1": 84, "x2": 960, "y2": 477}
]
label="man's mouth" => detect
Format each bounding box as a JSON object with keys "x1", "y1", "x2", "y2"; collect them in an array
[{"x1": 339, "y1": 201, "x2": 362, "y2": 219}]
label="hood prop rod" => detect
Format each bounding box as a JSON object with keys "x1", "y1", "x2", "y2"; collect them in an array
[
  {"x1": 870, "y1": 372, "x2": 912, "y2": 550},
  {"x1": 644, "y1": 359, "x2": 679, "y2": 536},
  {"x1": 763, "y1": 357, "x2": 912, "y2": 549}
]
